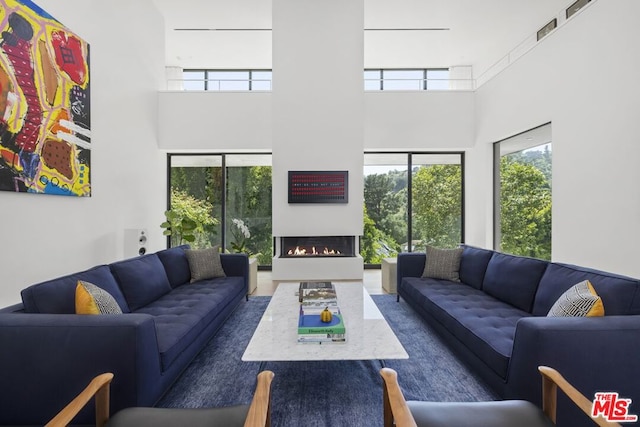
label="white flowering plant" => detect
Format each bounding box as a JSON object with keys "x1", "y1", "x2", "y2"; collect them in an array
[{"x1": 229, "y1": 218, "x2": 251, "y2": 254}]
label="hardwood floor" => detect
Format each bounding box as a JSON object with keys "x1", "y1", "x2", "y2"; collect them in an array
[{"x1": 252, "y1": 269, "x2": 385, "y2": 296}]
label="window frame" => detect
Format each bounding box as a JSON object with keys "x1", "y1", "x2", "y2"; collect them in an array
[
  {"x1": 493, "y1": 122, "x2": 552, "y2": 259},
  {"x1": 364, "y1": 68, "x2": 450, "y2": 91},
  {"x1": 166, "y1": 152, "x2": 274, "y2": 268},
  {"x1": 363, "y1": 151, "x2": 465, "y2": 268},
  {"x1": 182, "y1": 69, "x2": 273, "y2": 91}
]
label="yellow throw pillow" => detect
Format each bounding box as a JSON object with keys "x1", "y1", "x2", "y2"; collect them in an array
[
  {"x1": 547, "y1": 280, "x2": 604, "y2": 317},
  {"x1": 75, "y1": 280, "x2": 123, "y2": 315}
]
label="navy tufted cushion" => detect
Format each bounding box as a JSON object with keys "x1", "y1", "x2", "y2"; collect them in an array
[
  {"x1": 110, "y1": 255, "x2": 172, "y2": 311},
  {"x1": 135, "y1": 276, "x2": 245, "y2": 370},
  {"x1": 21, "y1": 265, "x2": 130, "y2": 314},
  {"x1": 157, "y1": 246, "x2": 191, "y2": 288},
  {"x1": 533, "y1": 263, "x2": 640, "y2": 316},
  {"x1": 402, "y1": 277, "x2": 530, "y2": 378},
  {"x1": 483, "y1": 253, "x2": 548, "y2": 313},
  {"x1": 459, "y1": 245, "x2": 494, "y2": 290}
]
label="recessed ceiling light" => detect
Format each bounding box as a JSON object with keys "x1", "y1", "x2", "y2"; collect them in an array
[
  {"x1": 364, "y1": 28, "x2": 450, "y2": 31},
  {"x1": 174, "y1": 28, "x2": 272, "y2": 31},
  {"x1": 173, "y1": 27, "x2": 451, "y2": 32}
]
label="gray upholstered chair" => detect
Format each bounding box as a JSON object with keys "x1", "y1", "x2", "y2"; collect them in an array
[
  {"x1": 44, "y1": 370, "x2": 274, "y2": 427},
  {"x1": 380, "y1": 366, "x2": 621, "y2": 427}
]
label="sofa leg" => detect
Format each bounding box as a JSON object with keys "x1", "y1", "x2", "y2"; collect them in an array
[
  {"x1": 246, "y1": 294, "x2": 249, "y2": 302},
  {"x1": 396, "y1": 294, "x2": 400, "y2": 302}
]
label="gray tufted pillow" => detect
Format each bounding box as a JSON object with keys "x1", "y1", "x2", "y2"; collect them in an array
[
  {"x1": 422, "y1": 245, "x2": 463, "y2": 282},
  {"x1": 185, "y1": 245, "x2": 226, "y2": 282}
]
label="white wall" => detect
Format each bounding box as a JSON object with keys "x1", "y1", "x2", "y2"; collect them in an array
[
  {"x1": 270, "y1": 0, "x2": 364, "y2": 279},
  {"x1": 158, "y1": 90, "x2": 474, "y2": 152},
  {"x1": 0, "y1": 0, "x2": 167, "y2": 306},
  {"x1": 365, "y1": 91, "x2": 474, "y2": 150},
  {"x1": 271, "y1": 0, "x2": 365, "y2": 238},
  {"x1": 471, "y1": 0, "x2": 640, "y2": 277},
  {"x1": 158, "y1": 91, "x2": 272, "y2": 151}
]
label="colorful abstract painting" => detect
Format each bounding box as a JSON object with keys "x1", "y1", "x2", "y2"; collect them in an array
[{"x1": 0, "y1": 0, "x2": 90, "y2": 196}]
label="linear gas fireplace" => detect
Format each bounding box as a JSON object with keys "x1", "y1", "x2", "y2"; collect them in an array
[{"x1": 280, "y1": 236, "x2": 355, "y2": 258}]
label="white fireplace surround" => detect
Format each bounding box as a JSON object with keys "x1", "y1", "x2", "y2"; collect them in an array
[
  {"x1": 272, "y1": 237, "x2": 364, "y2": 281},
  {"x1": 270, "y1": 0, "x2": 365, "y2": 281}
]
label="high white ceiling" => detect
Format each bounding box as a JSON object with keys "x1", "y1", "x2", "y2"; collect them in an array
[{"x1": 153, "y1": 0, "x2": 569, "y2": 77}]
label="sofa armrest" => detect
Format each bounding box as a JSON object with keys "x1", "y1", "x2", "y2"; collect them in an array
[
  {"x1": 0, "y1": 313, "x2": 161, "y2": 425},
  {"x1": 221, "y1": 253, "x2": 250, "y2": 297},
  {"x1": 397, "y1": 253, "x2": 426, "y2": 283},
  {"x1": 397, "y1": 253, "x2": 426, "y2": 300},
  {"x1": 508, "y1": 315, "x2": 640, "y2": 425},
  {"x1": 0, "y1": 302, "x2": 24, "y2": 313}
]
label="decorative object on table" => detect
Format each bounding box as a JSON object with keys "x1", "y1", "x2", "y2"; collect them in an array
[
  {"x1": 298, "y1": 281, "x2": 334, "y2": 302},
  {"x1": 297, "y1": 281, "x2": 345, "y2": 343},
  {"x1": 297, "y1": 309, "x2": 345, "y2": 343},
  {"x1": 299, "y1": 282, "x2": 339, "y2": 314},
  {"x1": 320, "y1": 307, "x2": 333, "y2": 323},
  {"x1": 0, "y1": 0, "x2": 91, "y2": 197}
]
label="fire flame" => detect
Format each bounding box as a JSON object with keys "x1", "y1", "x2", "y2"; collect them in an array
[{"x1": 286, "y1": 246, "x2": 342, "y2": 256}]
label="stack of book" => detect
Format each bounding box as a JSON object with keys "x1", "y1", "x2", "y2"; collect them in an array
[
  {"x1": 299, "y1": 281, "x2": 339, "y2": 314},
  {"x1": 297, "y1": 281, "x2": 346, "y2": 343}
]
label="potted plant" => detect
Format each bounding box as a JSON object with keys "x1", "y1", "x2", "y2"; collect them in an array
[
  {"x1": 161, "y1": 189, "x2": 218, "y2": 247},
  {"x1": 160, "y1": 209, "x2": 198, "y2": 245},
  {"x1": 229, "y1": 218, "x2": 260, "y2": 294}
]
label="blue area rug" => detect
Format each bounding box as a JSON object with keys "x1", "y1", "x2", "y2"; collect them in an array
[{"x1": 158, "y1": 295, "x2": 497, "y2": 426}]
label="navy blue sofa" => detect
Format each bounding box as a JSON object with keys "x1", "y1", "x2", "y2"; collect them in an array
[
  {"x1": 0, "y1": 246, "x2": 249, "y2": 426},
  {"x1": 397, "y1": 245, "x2": 640, "y2": 427}
]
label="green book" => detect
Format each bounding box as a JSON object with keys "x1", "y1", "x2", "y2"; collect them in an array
[
  {"x1": 298, "y1": 312, "x2": 346, "y2": 335},
  {"x1": 297, "y1": 333, "x2": 346, "y2": 343}
]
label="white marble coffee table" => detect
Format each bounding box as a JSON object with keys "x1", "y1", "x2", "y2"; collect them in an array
[{"x1": 241, "y1": 282, "x2": 408, "y2": 361}]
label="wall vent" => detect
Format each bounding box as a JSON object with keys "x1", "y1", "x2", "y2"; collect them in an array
[
  {"x1": 537, "y1": 19, "x2": 557, "y2": 41},
  {"x1": 566, "y1": 0, "x2": 592, "y2": 19}
]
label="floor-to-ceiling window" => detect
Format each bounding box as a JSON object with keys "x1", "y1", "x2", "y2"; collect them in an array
[
  {"x1": 363, "y1": 154, "x2": 409, "y2": 263},
  {"x1": 494, "y1": 123, "x2": 552, "y2": 260},
  {"x1": 411, "y1": 154, "x2": 464, "y2": 251},
  {"x1": 167, "y1": 155, "x2": 223, "y2": 248},
  {"x1": 362, "y1": 152, "x2": 464, "y2": 265},
  {"x1": 225, "y1": 154, "x2": 273, "y2": 265},
  {"x1": 167, "y1": 153, "x2": 273, "y2": 267}
]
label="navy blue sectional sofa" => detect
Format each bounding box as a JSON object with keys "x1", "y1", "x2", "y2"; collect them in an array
[
  {"x1": 0, "y1": 246, "x2": 249, "y2": 425},
  {"x1": 397, "y1": 245, "x2": 640, "y2": 427}
]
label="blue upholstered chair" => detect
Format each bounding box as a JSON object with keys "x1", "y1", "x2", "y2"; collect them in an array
[
  {"x1": 380, "y1": 366, "x2": 621, "y2": 427},
  {"x1": 44, "y1": 371, "x2": 274, "y2": 427}
]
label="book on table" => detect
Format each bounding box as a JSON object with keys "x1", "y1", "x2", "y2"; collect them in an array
[
  {"x1": 298, "y1": 281, "x2": 335, "y2": 302},
  {"x1": 299, "y1": 282, "x2": 338, "y2": 313},
  {"x1": 297, "y1": 308, "x2": 346, "y2": 343}
]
